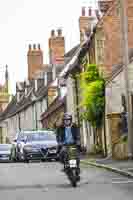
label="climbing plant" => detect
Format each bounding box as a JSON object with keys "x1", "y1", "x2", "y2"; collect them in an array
[{"x1": 79, "y1": 64, "x2": 105, "y2": 129}]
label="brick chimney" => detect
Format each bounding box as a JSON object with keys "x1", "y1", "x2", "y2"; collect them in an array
[
  {"x1": 49, "y1": 29, "x2": 65, "y2": 65},
  {"x1": 27, "y1": 44, "x2": 43, "y2": 80},
  {"x1": 98, "y1": 0, "x2": 114, "y2": 14},
  {"x1": 79, "y1": 7, "x2": 95, "y2": 44}
]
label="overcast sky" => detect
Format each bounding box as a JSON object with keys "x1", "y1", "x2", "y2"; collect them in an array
[{"x1": 0, "y1": 0, "x2": 98, "y2": 94}]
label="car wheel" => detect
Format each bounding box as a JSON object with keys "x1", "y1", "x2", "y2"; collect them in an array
[
  {"x1": 47, "y1": 158, "x2": 52, "y2": 162},
  {"x1": 41, "y1": 159, "x2": 46, "y2": 162},
  {"x1": 55, "y1": 157, "x2": 59, "y2": 162},
  {"x1": 24, "y1": 159, "x2": 29, "y2": 163}
]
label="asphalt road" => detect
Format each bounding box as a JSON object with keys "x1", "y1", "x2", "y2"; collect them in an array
[{"x1": 0, "y1": 161, "x2": 133, "y2": 200}]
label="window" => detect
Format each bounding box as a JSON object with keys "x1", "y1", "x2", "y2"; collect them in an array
[
  {"x1": 97, "y1": 39, "x2": 104, "y2": 64},
  {"x1": 121, "y1": 94, "x2": 126, "y2": 112}
]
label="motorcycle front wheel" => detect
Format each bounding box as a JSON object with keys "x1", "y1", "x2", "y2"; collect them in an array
[{"x1": 69, "y1": 169, "x2": 77, "y2": 187}]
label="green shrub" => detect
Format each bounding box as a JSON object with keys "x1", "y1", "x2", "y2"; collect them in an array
[
  {"x1": 120, "y1": 135, "x2": 128, "y2": 144},
  {"x1": 92, "y1": 144, "x2": 103, "y2": 154}
]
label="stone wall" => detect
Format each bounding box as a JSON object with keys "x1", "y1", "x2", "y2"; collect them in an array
[
  {"x1": 113, "y1": 142, "x2": 128, "y2": 160},
  {"x1": 107, "y1": 113, "x2": 121, "y2": 155}
]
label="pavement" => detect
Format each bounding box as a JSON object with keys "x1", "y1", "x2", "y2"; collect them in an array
[
  {"x1": 0, "y1": 162, "x2": 133, "y2": 199},
  {"x1": 81, "y1": 155, "x2": 133, "y2": 178}
]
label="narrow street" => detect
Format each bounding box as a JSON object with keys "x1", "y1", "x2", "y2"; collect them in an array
[{"x1": 0, "y1": 162, "x2": 133, "y2": 200}]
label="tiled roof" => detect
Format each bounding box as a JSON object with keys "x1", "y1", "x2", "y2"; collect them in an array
[
  {"x1": 65, "y1": 44, "x2": 80, "y2": 58},
  {"x1": 41, "y1": 96, "x2": 66, "y2": 120},
  {"x1": 62, "y1": 37, "x2": 94, "y2": 77},
  {"x1": 0, "y1": 82, "x2": 50, "y2": 121},
  {"x1": 0, "y1": 96, "x2": 17, "y2": 121},
  {"x1": 107, "y1": 48, "x2": 133, "y2": 84},
  {"x1": 0, "y1": 44, "x2": 80, "y2": 122},
  {"x1": 64, "y1": 44, "x2": 80, "y2": 65}
]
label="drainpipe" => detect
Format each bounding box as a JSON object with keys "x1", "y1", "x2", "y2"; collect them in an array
[
  {"x1": 74, "y1": 76, "x2": 80, "y2": 127},
  {"x1": 35, "y1": 103, "x2": 38, "y2": 130},
  {"x1": 18, "y1": 114, "x2": 21, "y2": 131},
  {"x1": 103, "y1": 110, "x2": 107, "y2": 157},
  {"x1": 103, "y1": 87, "x2": 107, "y2": 157}
]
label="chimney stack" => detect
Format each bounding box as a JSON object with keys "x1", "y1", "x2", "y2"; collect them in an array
[
  {"x1": 49, "y1": 29, "x2": 65, "y2": 65},
  {"x1": 27, "y1": 44, "x2": 43, "y2": 80},
  {"x1": 79, "y1": 7, "x2": 95, "y2": 44}
]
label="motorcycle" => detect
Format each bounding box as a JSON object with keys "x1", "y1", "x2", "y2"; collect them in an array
[{"x1": 61, "y1": 145, "x2": 80, "y2": 187}]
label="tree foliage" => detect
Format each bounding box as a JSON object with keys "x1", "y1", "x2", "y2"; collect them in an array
[{"x1": 79, "y1": 64, "x2": 105, "y2": 128}]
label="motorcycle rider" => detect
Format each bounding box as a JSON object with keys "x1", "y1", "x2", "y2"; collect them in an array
[{"x1": 56, "y1": 113, "x2": 80, "y2": 178}]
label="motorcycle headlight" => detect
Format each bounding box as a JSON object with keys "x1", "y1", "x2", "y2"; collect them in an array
[{"x1": 24, "y1": 145, "x2": 32, "y2": 151}]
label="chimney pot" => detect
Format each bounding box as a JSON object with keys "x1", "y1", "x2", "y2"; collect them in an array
[
  {"x1": 95, "y1": 9, "x2": 100, "y2": 20},
  {"x1": 38, "y1": 44, "x2": 41, "y2": 50},
  {"x1": 88, "y1": 7, "x2": 92, "y2": 16},
  {"x1": 51, "y1": 30, "x2": 55, "y2": 37},
  {"x1": 33, "y1": 44, "x2": 36, "y2": 50},
  {"x1": 57, "y1": 29, "x2": 62, "y2": 36},
  {"x1": 82, "y1": 7, "x2": 86, "y2": 16},
  {"x1": 29, "y1": 44, "x2": 32, "y2": 50}
]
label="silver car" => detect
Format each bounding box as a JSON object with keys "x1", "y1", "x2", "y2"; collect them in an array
[{"x1": 0, "y1": 144, "x2": 12, "y2": 162}]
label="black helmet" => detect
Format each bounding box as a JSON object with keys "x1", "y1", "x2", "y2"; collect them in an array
[{"x1": 63, "y1": 113, "x2": 72, "y2": 120}]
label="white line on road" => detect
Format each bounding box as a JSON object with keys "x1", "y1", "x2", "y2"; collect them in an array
[
  {"x1": 112, "y1": 180, "x2": 133, "y2": 184},
  {"x1": 112, "y1": 178, "x2": 130, "y2": 180},
  {"x1": 122, "y1": 168, "x2": 133, "y2": 170}
]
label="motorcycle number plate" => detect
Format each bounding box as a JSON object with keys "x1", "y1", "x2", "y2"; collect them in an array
[{"x1": 69, "y1": 160, "x2": 77, "y2": 168}]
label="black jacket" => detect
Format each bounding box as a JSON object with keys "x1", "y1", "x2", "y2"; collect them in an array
[{"x1": 56, "y1": 123, "x2": 80, "y2": 145}]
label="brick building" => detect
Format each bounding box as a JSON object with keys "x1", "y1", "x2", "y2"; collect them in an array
[{"x1": 95, "y1": 0, "x2": 133, "y2": 78}]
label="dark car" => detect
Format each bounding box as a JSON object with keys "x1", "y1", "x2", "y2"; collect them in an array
[
  {"x1": 0, "y1": 144, "x2": 12, "y2": 162},
  {"x1": 23, "y1": 131, "x2": 58, "y2": 162}
]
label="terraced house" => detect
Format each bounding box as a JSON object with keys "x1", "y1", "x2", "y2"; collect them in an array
[{"x1": 59, "y1": 0, "x2": 133, "y2": 156}]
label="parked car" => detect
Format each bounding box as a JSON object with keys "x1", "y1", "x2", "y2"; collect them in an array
[
  {"x1": 23, "y1": 130, "x2": 58, "y2": 162},
  {"x1": 11, "y1": 131, "x2": 31, "y2": 162},
  {"x1": 10, "y1": 133, "x2": 19, "y2": 161},
  {"x1": 0, "y1": 144, "x2": 12, "y2": 162}
]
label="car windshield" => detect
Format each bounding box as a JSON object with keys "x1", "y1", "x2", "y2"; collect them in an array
[
  {"x1": 17, "y1": 133, "x2": 28, "y2": 141},
  {"x1": 0, "y1": 145, "x2": 11, "y2": 151},
  {"x1": 27, "y1": 132, "x2": 56, "y2": 142}
]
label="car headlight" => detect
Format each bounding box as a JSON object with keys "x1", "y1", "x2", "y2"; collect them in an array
[
  {"x1": 24, "y1": 145, "x2": 32, "y2": 151},
  {"x1": 18, "y1": 143, "x2": 22, "y2": 148}
]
